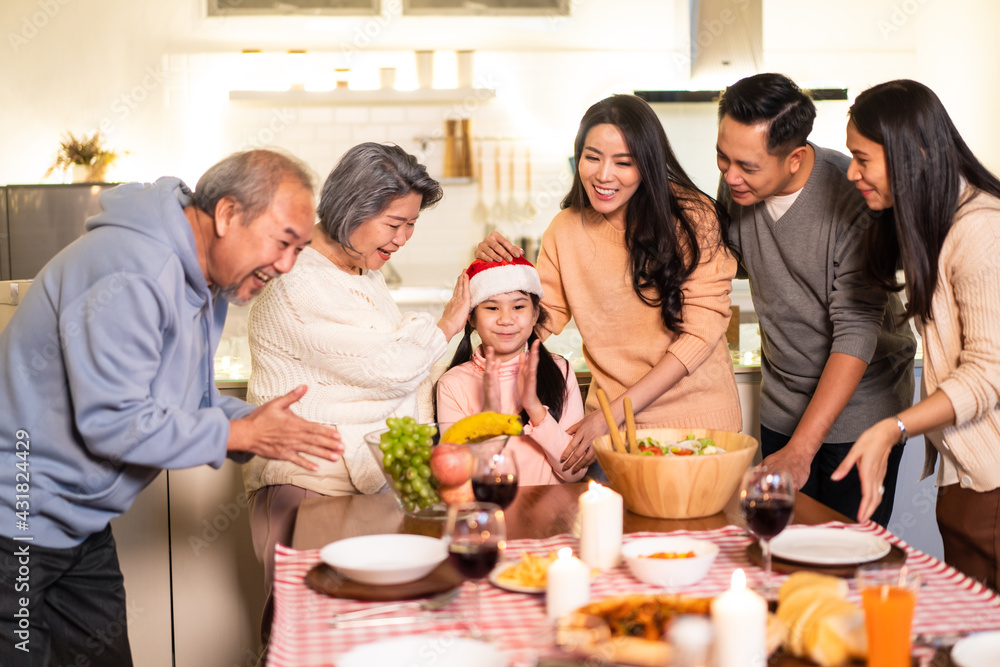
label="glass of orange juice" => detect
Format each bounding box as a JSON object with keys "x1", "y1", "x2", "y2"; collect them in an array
[{"x1": 857, "y1": 563, "x2": 921, "y2": 667}]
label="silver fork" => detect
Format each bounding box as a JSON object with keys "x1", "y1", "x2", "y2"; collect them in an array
[
  {"x1": 330, "y1": 587, "x2": 460, "y2": 624},
  {"x1": 332, "y1": 614, "x2": 461, "y2": 629}
]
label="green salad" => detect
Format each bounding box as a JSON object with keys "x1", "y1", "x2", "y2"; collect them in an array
[{"x1": 635, "y1": 434, "x2": 724, "y2": 457}]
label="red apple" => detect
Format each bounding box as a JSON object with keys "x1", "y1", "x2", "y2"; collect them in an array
[
  {"x1": 438, "y1": 480, "x2": 475, "y2": 506},
  {"x1": 429, "y1": 443, "x2": 473, "y2": 486}
]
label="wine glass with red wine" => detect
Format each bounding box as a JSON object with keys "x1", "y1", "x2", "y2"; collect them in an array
[
  {"x1": 740, "y1": 464, "x2": 795, "y2": 598},
  {"x1": 443, "y1": 501, "x2": 506, "y2": 638},
  {"x1": 471, "y1": 443, "x2": 518, "y2": 509}
]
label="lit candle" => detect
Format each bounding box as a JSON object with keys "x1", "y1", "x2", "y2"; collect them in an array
[
  {"x1": 578, "y1": 481, "x2": 623, "y2": 570},
  {"x1": 711, "y1": 569, "x2": 767, "y2": 667},
  {"x1": 546, "y1": 547, "x2": 590, "y2": 621}
]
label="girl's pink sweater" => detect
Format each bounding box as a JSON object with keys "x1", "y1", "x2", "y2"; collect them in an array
[{"x1": 436, "y1": 347, "x2": 587, "y2": 485}]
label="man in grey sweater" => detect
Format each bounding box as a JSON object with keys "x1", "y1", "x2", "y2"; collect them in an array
[{"x1": 716, "y1": 73, "x2": 916, "y2": 525}]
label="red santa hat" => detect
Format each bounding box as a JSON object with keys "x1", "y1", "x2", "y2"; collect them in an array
[{"x1": 466, "y1": 256, "x2": 544, "y2": 309}]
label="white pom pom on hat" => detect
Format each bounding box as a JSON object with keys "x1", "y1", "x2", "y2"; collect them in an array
[{"x1": 466, "y1": 256, "x2": 544, "y2": 309}]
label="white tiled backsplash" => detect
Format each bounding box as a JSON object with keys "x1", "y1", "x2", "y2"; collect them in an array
[
  {"x1": 223, "y1": 100, "x2": 573, "y2": 287},
  {"x1": 173, "y1": 46, "x2": 697, "y2": 287}
]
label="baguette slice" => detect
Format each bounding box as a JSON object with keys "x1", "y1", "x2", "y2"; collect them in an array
[
  {"x1": 811, "y1": 609, "x2": 867, "y2": 664},
  {"x1": 789, "y1": 597, "x2": 847, "y2": 657},
  {"x1": 804, "y1": 600, "x2": 862, "y2": 665},
  {"x1": 778, "y1": 571, "x2": 849, "y2": 606}
]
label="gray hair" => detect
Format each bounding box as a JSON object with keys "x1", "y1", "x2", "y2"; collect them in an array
[
  {"x1": 318, "y1": 143, "x2": 443, "y2": 249},
  {"x1": 192, "y1": 149, "x2": 315, "y2": 225}
]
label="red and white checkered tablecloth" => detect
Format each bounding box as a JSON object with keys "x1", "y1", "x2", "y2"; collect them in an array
[{"x1": 267, "y1": 521, "x2": 1000, "y2": 667}]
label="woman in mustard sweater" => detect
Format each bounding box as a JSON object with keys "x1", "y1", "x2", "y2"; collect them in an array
[
  {"x1": 834, "y1": 80, "x2": 1000, "y2": 590},
  {"x1": 479, "y1": 94, "x2": 741, "y2": 474}
]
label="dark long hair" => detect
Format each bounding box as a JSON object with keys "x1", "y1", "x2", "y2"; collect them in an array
[
  {"x1": 849, "y1": 80, "x2": 1000, "y2": 321},
  {"x1": 447, "y1": 294, "x2": 566, "y2": 424},
  {"x1": 562, "y1": 94, "x2": 722, "y2": 332}
]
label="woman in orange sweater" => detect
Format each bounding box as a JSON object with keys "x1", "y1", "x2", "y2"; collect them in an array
[{"x1": 479, "y1": 94, "x2": 741, "y2": 474}]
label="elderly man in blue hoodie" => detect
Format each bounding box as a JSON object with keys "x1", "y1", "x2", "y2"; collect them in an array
[{"x1": 0, "y1": 149, "x2": 344, "y2": 665}]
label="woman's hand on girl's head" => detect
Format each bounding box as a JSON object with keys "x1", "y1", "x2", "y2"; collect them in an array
[
  {"x1": 482, "y1": 346, "x2": 502, "y2": 412},
  {"x1": 560, "y1": 411, "x2": 605, "y2": 473},
  {"x1": 476, "y1": 231, "x2": 523, "y2": 262},
  {"x1": 831, "y1": 417, "x2": 899, "y2": 522},
  {"x1": 517, "y1": 339, "x2": 547, "y2": 426},
  {"x1": 437, "y1": 271, "x2": 471, "y2": 341}
]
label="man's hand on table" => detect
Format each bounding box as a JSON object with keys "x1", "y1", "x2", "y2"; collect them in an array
[
  {"x1": 761, "y1": 441, "x2": 815, "y2": 490},
  {"x1": 228, "y1": 385, "x2": 344, "y2": 471}
]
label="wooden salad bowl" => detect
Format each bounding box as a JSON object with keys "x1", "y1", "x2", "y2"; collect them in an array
[{"x1": 593, "y1": 428, "x2": 758, "y2": 519}]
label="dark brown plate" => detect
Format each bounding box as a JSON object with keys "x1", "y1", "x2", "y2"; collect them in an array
[
  {"x1": 304, "y1": 560, "x2": 463, "y2": 601},
  {"x1": 747, "y1": 541, "x2": 906, "y2": 578}
]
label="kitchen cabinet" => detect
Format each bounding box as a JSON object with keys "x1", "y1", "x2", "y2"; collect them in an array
[
  {"x1": 108, "y1": 475, "x2": 172, "y2": 667},
  {"x1": 110, "y1": 383, "x2": 265, "y2": 667},
  {"x1": 169, "y1": 459, "x2": 265, "y2": 667}
]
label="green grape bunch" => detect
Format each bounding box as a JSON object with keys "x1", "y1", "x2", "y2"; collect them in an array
[{"x1": 378, "y1": 417, "x2": 441, "y2": 512}]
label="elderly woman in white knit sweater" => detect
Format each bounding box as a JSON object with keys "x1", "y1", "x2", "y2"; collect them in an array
[{"x1": 243, "y1": 143, "x2": 470, "y2": 617}]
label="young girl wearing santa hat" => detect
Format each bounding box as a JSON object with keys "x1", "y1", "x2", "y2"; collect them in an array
[{"x1": 436, "y1": 257, "x2": 589, "y2": 485}]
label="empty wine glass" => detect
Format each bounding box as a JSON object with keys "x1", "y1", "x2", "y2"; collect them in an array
[
  {"x1": 443, "y1": 501, "x2": 506, "y2": 638},
  {"x1": 470, "y1": 440, "x2": 518, "y2": 509},
  {"x1": 740, "y1": 464, "x2": 795, "y2": 598}
]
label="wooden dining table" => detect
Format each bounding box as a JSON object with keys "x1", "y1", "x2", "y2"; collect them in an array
[
  {"x1": 278, "y1": 484, "x2": 998, "y2": 667},
  {"x1": 289, "y1": 484, "x2": 844, "y2": 666},
  {"x1": 291, "y1": 481, "x2": 846, "y2": 549}
]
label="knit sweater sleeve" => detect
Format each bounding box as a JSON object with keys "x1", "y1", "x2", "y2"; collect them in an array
[
  {"x1": 668, "y1": 196, "x2": 737, "y2": 373},
  {"x1": 524, "y1": 355, "x2": 587, "y2": 482},
  {"x1": 828, "y1": 202, "x2": 888, "y2": 362},
  {"x1": 435, "y1": 365, "x2": 480, "y2": 427},
  {"x1": 936, "y1": 204, "x2": 1000, "y2": 425},
  {"x1": 536, "y1": 213, "x2": 573, "y2": 339},
  {"x1": 254, "y1": 265, "x2": 447, "y2": 397}
]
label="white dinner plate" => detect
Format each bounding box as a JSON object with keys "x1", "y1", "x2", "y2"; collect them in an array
[
  {"x1": 488, "y1": 558, "x2": 599, "y2": 594},
  {"x1": 769, "y1": 527, "x2": 891, "y2": 566},
  {"x1": 951, "y1": 631, "x2": 1000, "y2": 667},
  {"x1": 488, "y1": 560, "x2": 546, "y2": 594},
  {"x1": 338, "y1": 634, "x2": 507, "y2": 667}
]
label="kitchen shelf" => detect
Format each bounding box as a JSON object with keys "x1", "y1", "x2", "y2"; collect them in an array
[{"x1": 228, "y1": 88, "x2": 496, "y2": 106}]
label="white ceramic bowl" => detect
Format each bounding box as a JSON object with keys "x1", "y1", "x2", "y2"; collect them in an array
[
  {"x1": 339, "y1": 635, "x2": 506, "y2": 667},
  {"x1": 621, "y1": 536, "x2": 719, "y2": 588},
  {"x1": 320, "y1": 534, "x2": 448, "y2": 586}
]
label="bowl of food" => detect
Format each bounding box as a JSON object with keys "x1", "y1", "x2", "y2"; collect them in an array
[
  {"x1": 621, "y1": 536, "x2": 720, "y2": 587},
  {"x1": 593, "y1": 428, "x2": 757, "y2": 519},
  {"x1": 364, "y1": 414, "x2": 521, "y2": 518},
  {"x1": 320, "y1": 533, "x2": 448, "y2": 585}
]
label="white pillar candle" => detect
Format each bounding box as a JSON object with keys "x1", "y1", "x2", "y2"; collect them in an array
[
  {"x1": 578, "y1": 481, "x2": 623, "y2": 570},
  {"x1": 711, "y1": 569, "x2": 767, "y2": 667},
  {"x1": 546, "y1": 547, "x2": 590, "y2": 621}
]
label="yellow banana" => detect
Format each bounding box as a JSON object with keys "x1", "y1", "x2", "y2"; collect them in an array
[{"x1": 442, "y1": 412, "x2": 522, "y2": 444}]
